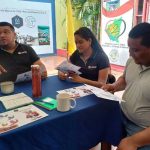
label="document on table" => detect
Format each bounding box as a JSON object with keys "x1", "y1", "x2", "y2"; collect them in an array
[
  {"x1": 56, "y1": 60, "x2": 81, "y2": 75},
  {"x1": 0, "y1": 92, "x2": 34, "y2": 110},
  {"x1": 15, "y1": 71, "x2": 32, "y2": 83},
  {"x1": 57, "y1": 85, "x2": 92, "y2": 99},
  {"x1": 85, "y1": 85, "x2": 124, "y2": 103},
  {"x1": 0, "y1": 105, "x2": 48, "y2": 134}
]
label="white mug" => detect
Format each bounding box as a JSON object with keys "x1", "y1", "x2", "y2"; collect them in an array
[
  {"x1": 56, "y1": 93, "x2": 76, "y2": 112},
  {"x1": 0, "y1": 81, "x2": 14, "y2": 94}
]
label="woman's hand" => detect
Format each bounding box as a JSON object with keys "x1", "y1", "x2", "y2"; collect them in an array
[
  {"x1": 69, "y1": 74, "x2": 85, "y2": 83},
  {"x1": 58, "y1": 71, "x2": 67, "y2": 80}
]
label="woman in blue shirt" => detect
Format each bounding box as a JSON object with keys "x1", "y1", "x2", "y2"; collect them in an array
[{"x1": 58, "y1": 27, "x2": 115, "y2": 87}]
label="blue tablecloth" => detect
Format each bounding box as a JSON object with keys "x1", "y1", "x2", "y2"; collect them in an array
[{"x1": 0, "y1": 76, "x2": 125, "y2": 150}]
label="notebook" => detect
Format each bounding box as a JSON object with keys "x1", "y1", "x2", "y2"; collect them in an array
[
  {"x1": 0, "y1": 93, "x2": 34, "y2": 110},
  {"x1": 34, "y1": 97, "x2": 57, "y2": 110}
]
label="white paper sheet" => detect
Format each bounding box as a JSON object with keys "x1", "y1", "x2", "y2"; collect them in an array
[
  {"x1": 57, "y1": 85, "x2": 92, "y2": 99},
  {"x1": 15, "y1": 71, "x2": 32, "y2": 83},
  {"x1": 56, "y1": 60, "x2": 81, "y2": 75},
  {"x1": 0, "y1": 105, "x2": 48, "y2": 134},
  {"x1": 85, "y1": 85, "x2": 125, "y2": 103}
]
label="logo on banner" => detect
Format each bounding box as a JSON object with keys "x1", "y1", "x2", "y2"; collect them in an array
[
  {"x1": 105, "y1": 17, "x2": 126, "y2": 42},
  {"x1": 12, "y1": 15, "x2": 23, "y2": 28},
  {"x1": 25, "y1": 16, "x2": 36, "y2": 28},
  {"x1": 109, "y1": 49, "x2": 119, "y2": 62}
]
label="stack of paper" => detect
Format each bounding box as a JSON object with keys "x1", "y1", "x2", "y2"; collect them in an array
[{"x1": 0, "y1": 93, "x2": 34, "y2": 110}]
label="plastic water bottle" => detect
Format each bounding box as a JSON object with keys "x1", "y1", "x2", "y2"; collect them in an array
[{"x1": 31, "y1": 65, "x2": 42, "y2": 98}]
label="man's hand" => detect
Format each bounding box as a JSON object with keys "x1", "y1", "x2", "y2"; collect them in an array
[
  {"x1": 102, "y1": 75, "x2": 126, "y2": 92},
  {"x1": 41, "y1": 70, "x2": 47, "y2": 79},
  {"x1": 33, "y1": 60, "x2": 47, "y2": 79},
  {"x1": 117, "y1": 137, "x2": 139, "y2": 150},
  {"x1": 0, "y1": 65, "x2": 7, "y2": 75},
  {"x1": 101, "y1": 83, "x2": 117, "y2": 93}
]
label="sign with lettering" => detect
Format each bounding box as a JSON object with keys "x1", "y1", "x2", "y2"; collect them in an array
[
  {"x1": 0, "y1": 0, "x2": 55, "y2": 55},
  {"x1": 101, "y1": 0, "x2": 134, "y2": 66}
]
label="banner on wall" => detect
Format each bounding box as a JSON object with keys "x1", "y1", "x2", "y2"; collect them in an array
[
  {"x1": 101, "y1": 0, "x2": 134, "y2": 66},
  {"x1": 0, "y1": 0, "x2": 54, "y2": 55}
]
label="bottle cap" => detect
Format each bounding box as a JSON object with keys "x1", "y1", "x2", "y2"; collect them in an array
[{"x1": 31, "y1": 65, "x2": 40, "y2": 68}]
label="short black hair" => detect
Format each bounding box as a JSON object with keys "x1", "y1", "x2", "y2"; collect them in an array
[
  {"x1": 74, "y1": 27, "x2": 103, "y2": 52},
  {"x1": 0, "y1": 22, "x2": 15, "y2": 31},
  {"x1": 129, "y1": 22, "x2": 150, "y2": 47}
]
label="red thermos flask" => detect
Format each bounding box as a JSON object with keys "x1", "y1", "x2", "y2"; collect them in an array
[{"x1": 31, "y1": 65, "x2": 42, "y2": 98}]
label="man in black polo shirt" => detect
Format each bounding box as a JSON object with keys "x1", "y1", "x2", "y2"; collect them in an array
[{"x1": 0, "y1": 22, "x2": 47, "y2": 82}]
